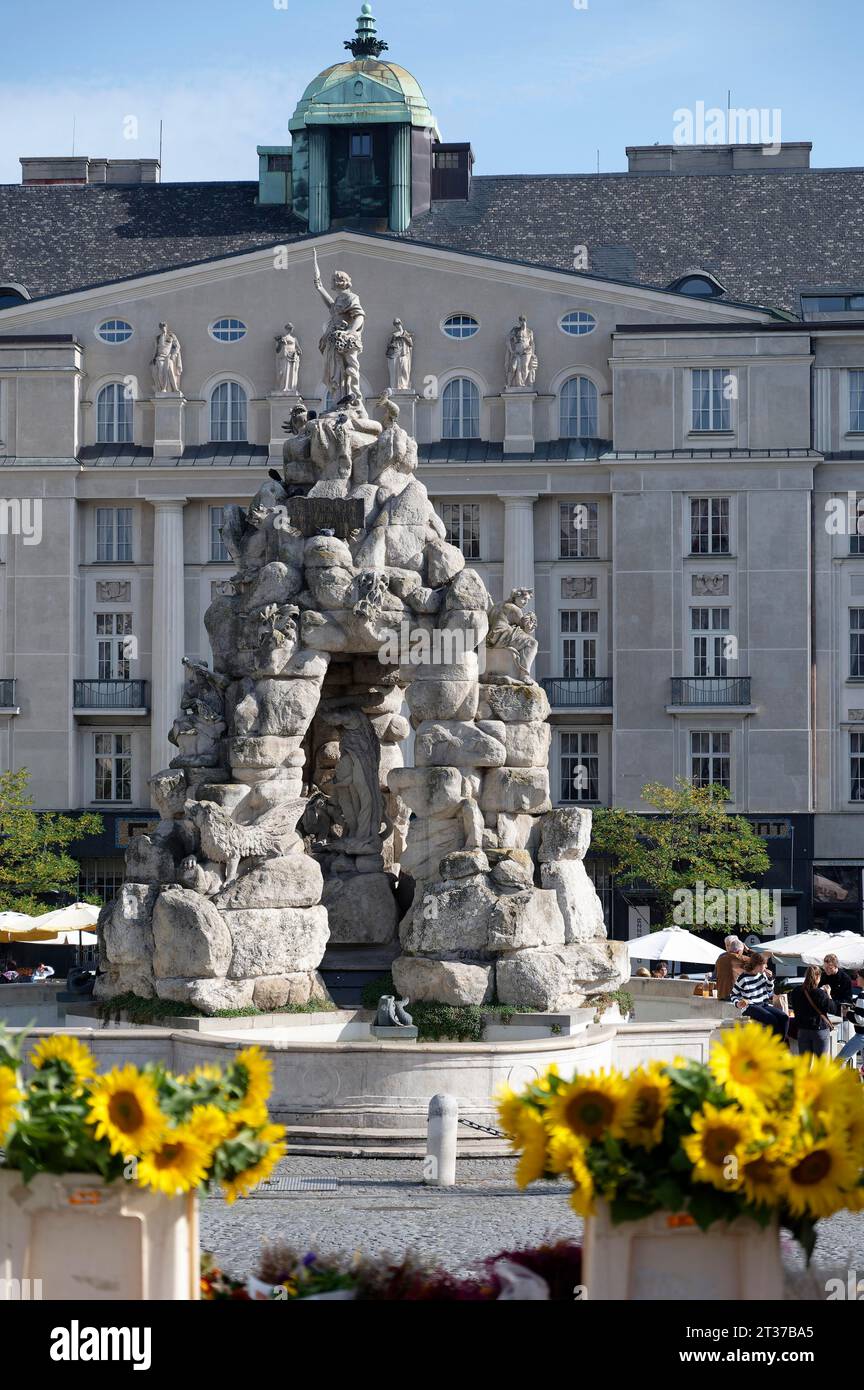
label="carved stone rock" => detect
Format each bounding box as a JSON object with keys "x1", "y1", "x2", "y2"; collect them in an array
[
  {"x1": 152, "y1": 888, "x2": 233, "y2": 980},
  {"x1": 392, "y1": 956, "x2": 495, "y2": 1007}
]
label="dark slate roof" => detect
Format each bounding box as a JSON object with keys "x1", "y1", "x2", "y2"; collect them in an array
[
  {"x1": 77, "y1": 443, "x2": 270, "y2": 467},
  {"x1": 2, "y1": 167, "x2": 864, "y2": 314}
]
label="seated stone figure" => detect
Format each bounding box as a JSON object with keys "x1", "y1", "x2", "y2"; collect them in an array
[{"x1": 486, "y1": 588, "x2": 539, "y2": 679}]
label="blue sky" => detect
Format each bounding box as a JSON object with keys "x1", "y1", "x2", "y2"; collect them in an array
[{"x1": 2, "y1": 0, "x2": 863, "y2": 184}]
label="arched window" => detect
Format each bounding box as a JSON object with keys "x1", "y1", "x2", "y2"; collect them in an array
[
  {"x1": 0, "y1": 285, "x2": 29, "y2": 310},
  {"x1": 96, "y1": 383, "x2": 133, "y2": 444},
  {"x1": 442, "y1": 378, "x2": 480, "y2": 440},
  {"x1": 668, "y1": 273, "x2": 725, "y2": 299},
  {"x1": 210, "y1": 382, "x2": 248, "y2": 443},
  {"x1": 560, "y1": 376, "x2": 599, "y2": 438}
]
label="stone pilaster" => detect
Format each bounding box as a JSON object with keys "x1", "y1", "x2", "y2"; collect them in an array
[
  {"x1": 148, "y1": 498, "x2": 188, "y2": 777},
  {"x1": 499, "y1": 493, "x2": 538, "y2": 598},
  {"x1": 308, "y1": 129, "x2": 330, "y2": 234},
  {"x1": 389, "y1": 123, "x2": 412, "y2": 233}
]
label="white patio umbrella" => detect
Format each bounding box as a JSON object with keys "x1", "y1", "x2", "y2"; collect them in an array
[
  {"x1": 31, "y1": 902, "x2": 100, "y2": 931},
  {"x1": 0, "y1": 910, "x2": 35, "y2": 929},
  {"x1": 627, "y1": 926, "x2": 724, "y2": 966},
  {"x1": 800, "y1": 932, "x2": 864, "y2": 970},
  {"x1": 769, "y1": 930, "x2": 836, "y2": 959},
  {"x1": 35, "y1": 930, "x2": 98, "y2": 948}
]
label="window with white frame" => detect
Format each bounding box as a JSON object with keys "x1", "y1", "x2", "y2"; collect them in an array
[
  {"x1": 852, "y1": 732, "x2": 864, "y2": 802},
  {"x1": 560, "y1": 731, "x2": 599, "y2": 803},
  {"x1": 96, "y1": 319, "x2": 133, "y2": 344},
  {"x1": 209, "y1": 318, "x2": 247, "y2": 344},
  {"x1": 442, "y1": 378, "x2": 480, "y2": 440},
  {"x1": 559, "y1": 501, "x2": 599, "y2": 558},
  {"x1": 691, "y1": 608, "x2": 732, "y2": 677},
  {"x1": 209, "y1": 506, "x2": 230, "y2": 562},
  {"x1": 96, "y1": 383, "x2": 133, "y2": 444},
  {"x1": 851, "y1": 609, "x2": 864, "y2": 679},
  {"x1": 210, "y1": 382, "x2": 248, "y2": 442},
  {"x1": 850, "y1": 494, "x2": 864, "y2": 555},
  {"x1": 96, "y1": 613, "x2": 133, "y2": 680},
  {"x1": 559, "y1": 376, "x2": 599, "y2": 438},
  {"x1": 442, "y1": 314, "x2": 479, "y2": 340},
  {"x1": 441, "y1": 503, "x2": 480, "y2": 559},
  {"x1": 690, "y1": 730, "x2": 731, "y2": 792},
  {"x1": 690, "y1": 497, "x2": 730, "y2": 555},
  {"x1": 96, "y1": 507, "x2": 133, "y2": 563},
  {"x1": 691, "y1": 368, "x2": 733, "y2": 432},
  {"x1": 561, "y1": 611, "x2": 598, "y2": 678},
  {"x1": 850, "y1": 371, "x2": 864, "y2": 432},
  {"x1": 94, "y1": 733, "x2": 132, "y2": 802}
]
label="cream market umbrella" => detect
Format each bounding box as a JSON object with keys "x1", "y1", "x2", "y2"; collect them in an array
[
  {"x1": 770, "y1": 930, "x2": 836, "y2": 959},
  {"x1": 799, "y1": 932, "x2": 864, "y2": 970},
  {"x1": 31, "y1": 903, "x2": 100, "y2": 931},
  {"x1": 627, "y1": 926, "x2": 724, "y2": 966},
  {"x1": 0, "y1": 911, "x2": 34, "y2": 928}
]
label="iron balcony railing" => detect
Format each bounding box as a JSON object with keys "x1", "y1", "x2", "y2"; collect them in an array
[
  {"x1": 541, "y1": 677, "x2": 613, "y2": 709},
  {"x1": 0, "y1": 679, "x2": 16, "y2": 708},
  {"x1": 73, "y1": 679, "x2": 148, "y2": 710},
  {"x1": 670, "y1": 676, "x2": 752, "y2": 707}
]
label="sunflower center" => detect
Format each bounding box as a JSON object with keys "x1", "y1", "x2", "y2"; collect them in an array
[
  {"x1": 744, "y1": 1156, "x2": 774, "y2": 1183},
  {"x1": 792, "y1": 1150, "x2": 832, "y2": 1186},
  {"x1": 631, "y1": 1088, "x2": 662, "y2": 1128},
  {"x1": 153, "y1": 1144, "x2": 183, "y2": 1169},
  {"x1": 704, "y1": 1125, "x2": 741, "y2": 1165},
  {"x1": 108, "y1": 1091, "x2": 144, "y2": 1133},
  {"x1": 566, "y1": 1091, "x2": 614, "y2": 1137},
  {"x1": 730, "y1": 1057, "x2": 760, "y2": 1082}
]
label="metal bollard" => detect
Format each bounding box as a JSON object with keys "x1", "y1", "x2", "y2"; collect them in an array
[{"x1": 425, "y1": 1093, "x2": 458, "y2": 1187}]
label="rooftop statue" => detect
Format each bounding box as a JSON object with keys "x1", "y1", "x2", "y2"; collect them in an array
[
  {"x1": 313, "y1": 248, "x2": 365, "y2": 403},
  {"x1": 505, "y1": 315, "x2": 537, "y2": 389},
  {"x1": 151, "y1": 322, "x2": 183, "y2": 394}
]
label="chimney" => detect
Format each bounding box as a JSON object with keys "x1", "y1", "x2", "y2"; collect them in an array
[
  {"x1": 625, "y1": 143, "x2": 812, "y2": 174},
  {"x1": 20, "y1": 157, "x2": 161, "y2": 186}
]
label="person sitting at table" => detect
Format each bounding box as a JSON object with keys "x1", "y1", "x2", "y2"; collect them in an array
[
  {"x1": 714, "y1": 935, "x2": 751, "y2": 1001},
  {"x1": 0, "y1": 959, "x2": 18, "y2": 982},
  {"x1": 650, "y1": 963, "x2": 669, "y2": 979},
  {"x1": 730, "y1": 951, "x2": 789, "y2": 1040},
  {"x1": 30, "y1": 961, "x2": 54, "y2": 981},
  {"x1": 822, "y1": 953, "x2": 854, "y2": 1007}
]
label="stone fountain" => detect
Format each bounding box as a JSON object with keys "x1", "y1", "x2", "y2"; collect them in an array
[{"x1": 97, "y1": 262, "x2": 627, "y2": 1016}]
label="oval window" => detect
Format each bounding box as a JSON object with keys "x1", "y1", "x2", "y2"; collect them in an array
[
  {"x1": 442, "y1": 313, "x2": 480, "y2": 340},
  {"x1": 210, "y1": 317, "x2": 247, "y2": 343},
  {"x1": 96, "y1": 319, "x2": 134, "y2": 344},
  {"x1": 560, "y1": 310, "x2": 597, "y2": 337}
]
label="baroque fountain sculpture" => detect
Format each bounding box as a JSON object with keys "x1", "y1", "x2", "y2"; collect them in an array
[{"x1": 97, "y1": 262, "x2": 627, "y2": 1015}]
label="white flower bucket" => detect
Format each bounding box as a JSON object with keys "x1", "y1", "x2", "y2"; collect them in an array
[
  {"x1": 0, "y1": 1170, "x2": 200, "y2": 1301},
  {"x1": 582, "y1": 1202, "x2": 784, "y2": 1301}
]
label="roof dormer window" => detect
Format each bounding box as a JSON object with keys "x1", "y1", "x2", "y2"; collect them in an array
[{"x1": 668, "y1": 272, "x2": 726, "y2": 299}]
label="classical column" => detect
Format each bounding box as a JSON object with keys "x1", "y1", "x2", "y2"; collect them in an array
[
  {"x1": 149, "y1": 498, "x2": 188, "y2": 777},
  {"x1": 308, "y1": 129, "x2": 331, "y2": 234},
  {"x1": 389, "y1": 123, "x2": 412, "y2": 234},
  {"x1": 499, "y1": 493, "x2": 538, "y2": 598}
]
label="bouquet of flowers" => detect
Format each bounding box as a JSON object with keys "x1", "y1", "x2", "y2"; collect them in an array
[
  {"x1": 497, "y1": 1022, "x2": 864, "y2": 1255},
  {"x1": 0, "y1": 1030, "x2": 285, "y2": 1202},
  {"x1": 252, "y1": 1244, "x2": 358, "y2": 1300}
]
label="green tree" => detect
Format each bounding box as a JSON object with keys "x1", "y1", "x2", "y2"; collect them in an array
[
  {"x1": 0, "y1": 769, "x2": 103, "y2": 914},
  {"x1": 591, "y1": 780, "x2": 771, "y2": 931}
]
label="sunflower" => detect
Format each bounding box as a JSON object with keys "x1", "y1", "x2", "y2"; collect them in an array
[
  {"x1": 620, "y1": 1063, "x2": 672, "y2": 1149},
  {"x1": 783, "y1": 1136, "x2": 860, "y2": 1219},
  {"x1": 30, "y1": 1035, "x2": 95, "y2": 1094},
  {"x1": 87, "y1": 1065, "x2": 166, "y2": 1157},
  {"x1": 231, "y1": 1047, "x2": 273, "y2": 1123},
  {"x1": 546, "y1": 1070, "x2": 628, "y2": 1143},
  {"x1": 683, "y1": 1102, "x2": 754, "y2": 1192},
  {"x1": 709, "y1": 1022, "x2": 791, "y2": 1109},
  {"x1": 223, "y1": 1124, "x2": 287, "y2": 1205},
  {"x1": 738, "y1": 1146, "x2": 789, "y2": 1208},
  {"x1": 136, "y1": 1126, "x2": 213, "y2": 1196},
  {"x1": 567, "y1": 1145, "x2": 596, "y2": 1218},
  {"x1": 186, "y1": 1103, "x2": 232, "y2": 1149},
  {"x1": 794, "y1": 1054, "x2": 861, "y2": 1120},
  {"x1": 496, "y1": 1085, "x2": 529, "y2": 1142},
  {"x1": 0, "y1": 1065, "x2": 22, "y2": 1141},
  {"x1": 513, "y1": 1109, "x2": 549, "y2": 1189}
]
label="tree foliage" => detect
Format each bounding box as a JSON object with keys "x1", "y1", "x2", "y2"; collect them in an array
[
  {"x1": 591, "y1": 780, "x2": 771, "y2": 930},
  {"x1": 0, "y1": 769, "x2": 103, "y2": 914}
]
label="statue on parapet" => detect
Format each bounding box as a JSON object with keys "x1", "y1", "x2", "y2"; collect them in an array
[{"x1": 313, "y1": 248, "x2": 365, "y2": 401}]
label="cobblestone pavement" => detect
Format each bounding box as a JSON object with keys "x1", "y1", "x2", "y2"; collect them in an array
[{"x1": 200, "y1": 1154, "x2": 864, "y2": 1297}]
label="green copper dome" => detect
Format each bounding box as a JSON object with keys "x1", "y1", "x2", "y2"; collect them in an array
[{"x1": 289, "y1": 7, "x2": 439, "y2": 135}]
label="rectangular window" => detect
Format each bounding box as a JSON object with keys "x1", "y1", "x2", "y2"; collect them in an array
[
  {"x1": 561, "y1": 610, "x2": 599, "y2": 678},
  {"x1": 77, "y1": 857, "x2": 126, "y2": 902},
  {"x1": 96, "y1": 612, "x2": 133, "y2": 680},
  {"x1": 96, "y1": 507, "x2": 133, "y2": 563},
  {"x1": 94, "y1": 733, "x2": 132, "y2": 803},
  {"x1": 852, "y1": 733, "x2": 864, "y2": 803},
  {"x1": 691, "y1": 607, "x2": 731, "y2": 677},
  {"x1": 851, "y1": 371, "x2": 864, "y2": 432},
  {"x1": 440, "y1": 503, "x2": 480, "y2": 560},
  {"x1": 690, "y1": 497, "x2": 730, "y2": 555},
  {"x1": 690, "y1": 730, "x2": 731, "y2": 793},
  {"x1": 559, "y1": 501, "x2": 599, "y2": 559},
  {"x1": 691, "y1": 368, "x2": 732, "y2": 432},
  {"x1": 209, "y1": 506, "x2": 230, "y2": 562},
  {"x1": 852, "y1": 609, "x2": 864, "y2": 679},
  {"x1": 350, "y1": 133, "x2": 373, "y2": 159},
  {"x1": 850, "y1": 494, "x2": 864, "y2": 555},
  {"x1": 560, "y1": 731, "x2": 599, "y2": 803},
  {"x1": 434, "y1": 151, "x2": 460, "y2": 170}
]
